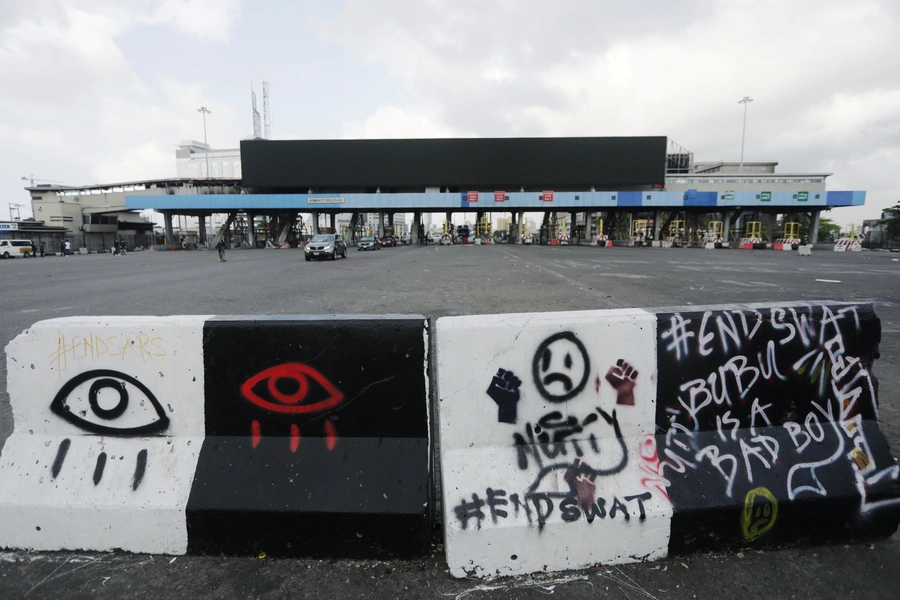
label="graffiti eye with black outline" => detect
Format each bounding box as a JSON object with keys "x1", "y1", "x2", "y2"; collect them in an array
[
  {"x1": 50, "y1": 370, "x2": 169, "y2": 435},
  {"x1": 240, "y1": 363, "x2": 344, "y2": 414}
]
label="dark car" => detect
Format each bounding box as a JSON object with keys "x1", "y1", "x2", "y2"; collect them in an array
[
  {"x1": 380, "y1": 236, "x2": 397, "y2": 248},
  {"x1": 358, "y1": 236, "x2": 381, "y2": 251},
  {"x1": 304, "y1": 234, "x2": 347, "y2": 261}
]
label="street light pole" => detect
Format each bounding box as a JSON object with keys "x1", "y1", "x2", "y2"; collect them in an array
[
  {"x1": 738, "y1": 96, "x2": 753, "y2": 173},
  {"x1": 197, "y1": 106, "x2": 212, "y2": 179}
]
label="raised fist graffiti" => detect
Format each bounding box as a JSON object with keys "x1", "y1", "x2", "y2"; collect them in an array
[
  {"x1": 563, "y1": 458, "x2": 598, "y2": 511},
  {"x1": 605, "y1": 359, "x2": 638, "y2": 406},
  {"x1": 487, "y1": 368, "x2": 522, "y2": 424}
]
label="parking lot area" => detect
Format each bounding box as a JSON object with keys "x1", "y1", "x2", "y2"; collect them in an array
[{"x1": 1, "y1": 244, "x2": 899, "y2": 599}]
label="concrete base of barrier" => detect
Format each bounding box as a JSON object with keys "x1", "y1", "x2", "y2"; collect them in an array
[{"x1": 798, "y1": 245, "x2": 812, "y2": 256}]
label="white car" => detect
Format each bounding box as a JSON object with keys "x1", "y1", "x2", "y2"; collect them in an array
[{"x1": 0, "y1": 239, "x2": 36, "y2": 258}]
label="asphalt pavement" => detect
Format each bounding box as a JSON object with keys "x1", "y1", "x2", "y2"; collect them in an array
[{"x1": 1, "y1": 243, "x2": 898, "y2": 599}]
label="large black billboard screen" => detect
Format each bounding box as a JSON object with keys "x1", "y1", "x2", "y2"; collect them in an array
[{"x1": 240, "y1": 137, "x2": 666, "y2": 189}]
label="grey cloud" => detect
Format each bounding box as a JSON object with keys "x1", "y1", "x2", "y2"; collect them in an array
[
  {"x1": 323, "y1": 0, "x2": 719, "y2": 135},
  {"x1": 329, "y1": 0, "x2": 713, "y2": 71}
]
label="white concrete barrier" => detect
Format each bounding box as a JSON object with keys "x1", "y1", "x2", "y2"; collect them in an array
[
  {"x1": 0, "y1": 317, "x2": 208, "y2": 554},
  {"x1": 1, "y1": 315, "x2": 435, "y2": 558},
  {"x1": 436, "y1": 303, "x2": 898, "y2": 578},
  {"x1": 437, "y1": 310, "x2": 671, "y2": 577}
]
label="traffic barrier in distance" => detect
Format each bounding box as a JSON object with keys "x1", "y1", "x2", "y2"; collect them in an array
[
  {"x1": 834, "y1": 239, "x2": 862, "y2": 252},
  {"x1": 436, "y1": 302, "x2": 899, "y2": 577}
]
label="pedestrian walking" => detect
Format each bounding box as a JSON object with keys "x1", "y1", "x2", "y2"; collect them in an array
[
  {"x1": 120, "y1": 239, "x2": 126, "y2": 256},
  {"x1": 113, "y1": 239, "x2": 120, "y2": 256},
  {"x1": 39, "y1": 241, "x2": 45, "y2": 257},
  {"x1": 65, "y1": 240, "x2": 71, "y2": 256},
  {"x1": 216, "y1": 239, "x2": 227, "y2": 262},
  {"x1": 59, "y1": 239, "x2": 66, "y2": 257}
]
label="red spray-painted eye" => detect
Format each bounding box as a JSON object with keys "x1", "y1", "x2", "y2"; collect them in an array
[{"x1": 240, "y1": 363, "x2": 344, "y2": 414}]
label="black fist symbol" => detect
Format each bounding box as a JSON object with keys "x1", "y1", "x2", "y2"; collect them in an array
[{"x1": 487, "y1": 368, "x2": 522, "y2": 424}]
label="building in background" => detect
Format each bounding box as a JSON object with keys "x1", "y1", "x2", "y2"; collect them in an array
[
  {"x1": 22, "y1": 136, "x2": 864, "y2": 250},
  {"x1": 175, "y1": 141, "x2": 242, "y2": 179},
  {"x1": 24, "y1": 179, "x2": 241, "y2": 251},
  {"x1": 863, "y1": 211, "x2": 898, "y2": 249}
]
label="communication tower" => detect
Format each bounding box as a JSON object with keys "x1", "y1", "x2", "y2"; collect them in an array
[
  {"x1": 263, "y1": 81, "x2": 272, "y2": 139},
  {"x1": 251, "y1": 85, "x2": 262, "y2": 139}
]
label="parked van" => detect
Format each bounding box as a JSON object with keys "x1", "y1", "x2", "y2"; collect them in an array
[{"x1": 0, "y1": 239, "x2": 35, "y2": 258}]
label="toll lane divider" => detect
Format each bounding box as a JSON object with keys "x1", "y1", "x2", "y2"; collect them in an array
[
  {"x1": 436, "y1": 302, "x2": 900, "y2": 577},
  {"x1": 0, "y1": 315, "x2": 432, "y2": 558},
  {"x1": 2, "y1": 305, "x2": 899, "y2": 576}
]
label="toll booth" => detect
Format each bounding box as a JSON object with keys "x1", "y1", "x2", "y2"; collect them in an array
[
  {"x1": 740, "y1": 221, "x2": 764, "y2": 250},
  {"x1": 591, "y1": 218, "x2": 609, "y2": 246},
  {"x1": 553, "y1": 217, "x2": 569, "y2": 245},
  {"x1": 745, "y1": 221, "x2": 762, "y2": 238},
  {"x1": 475, "y1": 215, "x2": 492, "y2": 239},
  {"x1": 632, "y1": 219, "x2": 653, "y2": 246},
  {"x1": 668, "y1": 220, "x2": 685, "y2": 247}
]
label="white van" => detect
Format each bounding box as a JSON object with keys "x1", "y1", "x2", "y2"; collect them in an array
[{"x1": 0, "y1": 239, "x2": 36, "y2": 258}]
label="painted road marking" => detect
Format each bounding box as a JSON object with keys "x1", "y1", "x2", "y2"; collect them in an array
[{"x1": 719, "y1": 280, "x2": 779, "y2": 287}]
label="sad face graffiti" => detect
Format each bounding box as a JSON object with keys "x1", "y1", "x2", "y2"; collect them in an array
[{"x1": 531, "y1": 332, "x2": 590, "y2": 402}]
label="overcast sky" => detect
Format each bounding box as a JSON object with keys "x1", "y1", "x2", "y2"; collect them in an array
[{"x1": 2, "y1": 0, "x2": 898, "y2": 227}]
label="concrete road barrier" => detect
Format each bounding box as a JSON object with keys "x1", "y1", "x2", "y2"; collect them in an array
[
  {"x1": 0, "y1": 316, "x2": 208, "y2": 554},
  {"x1": 1, "y1": 315, "x2": 432, "y2": 558},
  {"x1": 436, "y1": 302, "x2": 900, "y2": 577},
  {"x1": 4, "y1": 306, "x2": 898, "y2": 571},
  {"x1": 187, "y1": 315, "x2": 432, "y2": 558}
]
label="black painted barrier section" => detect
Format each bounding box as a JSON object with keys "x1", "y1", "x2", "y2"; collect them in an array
[
  {"x1": 187, "y1": 315, "x2": 432, "y2": 558},
  {"x1": 652, "y1": 302, "x2": 900, "y2": 554}
]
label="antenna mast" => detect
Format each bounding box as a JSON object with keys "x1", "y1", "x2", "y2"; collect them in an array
[
  {"x1": 263, "y1": 81, "x2": 272, "y2": 139},
  {"x1": 251, "y1": 83, "x2": 261, "y2": 138}
]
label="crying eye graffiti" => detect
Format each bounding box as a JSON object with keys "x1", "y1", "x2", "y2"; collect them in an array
[
  {"x1": 240, "y1": 363, "x2": 345, "y2": 452},
  {"x1": 50, "y1": 370, "x2": 169, "y2": 435}
]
